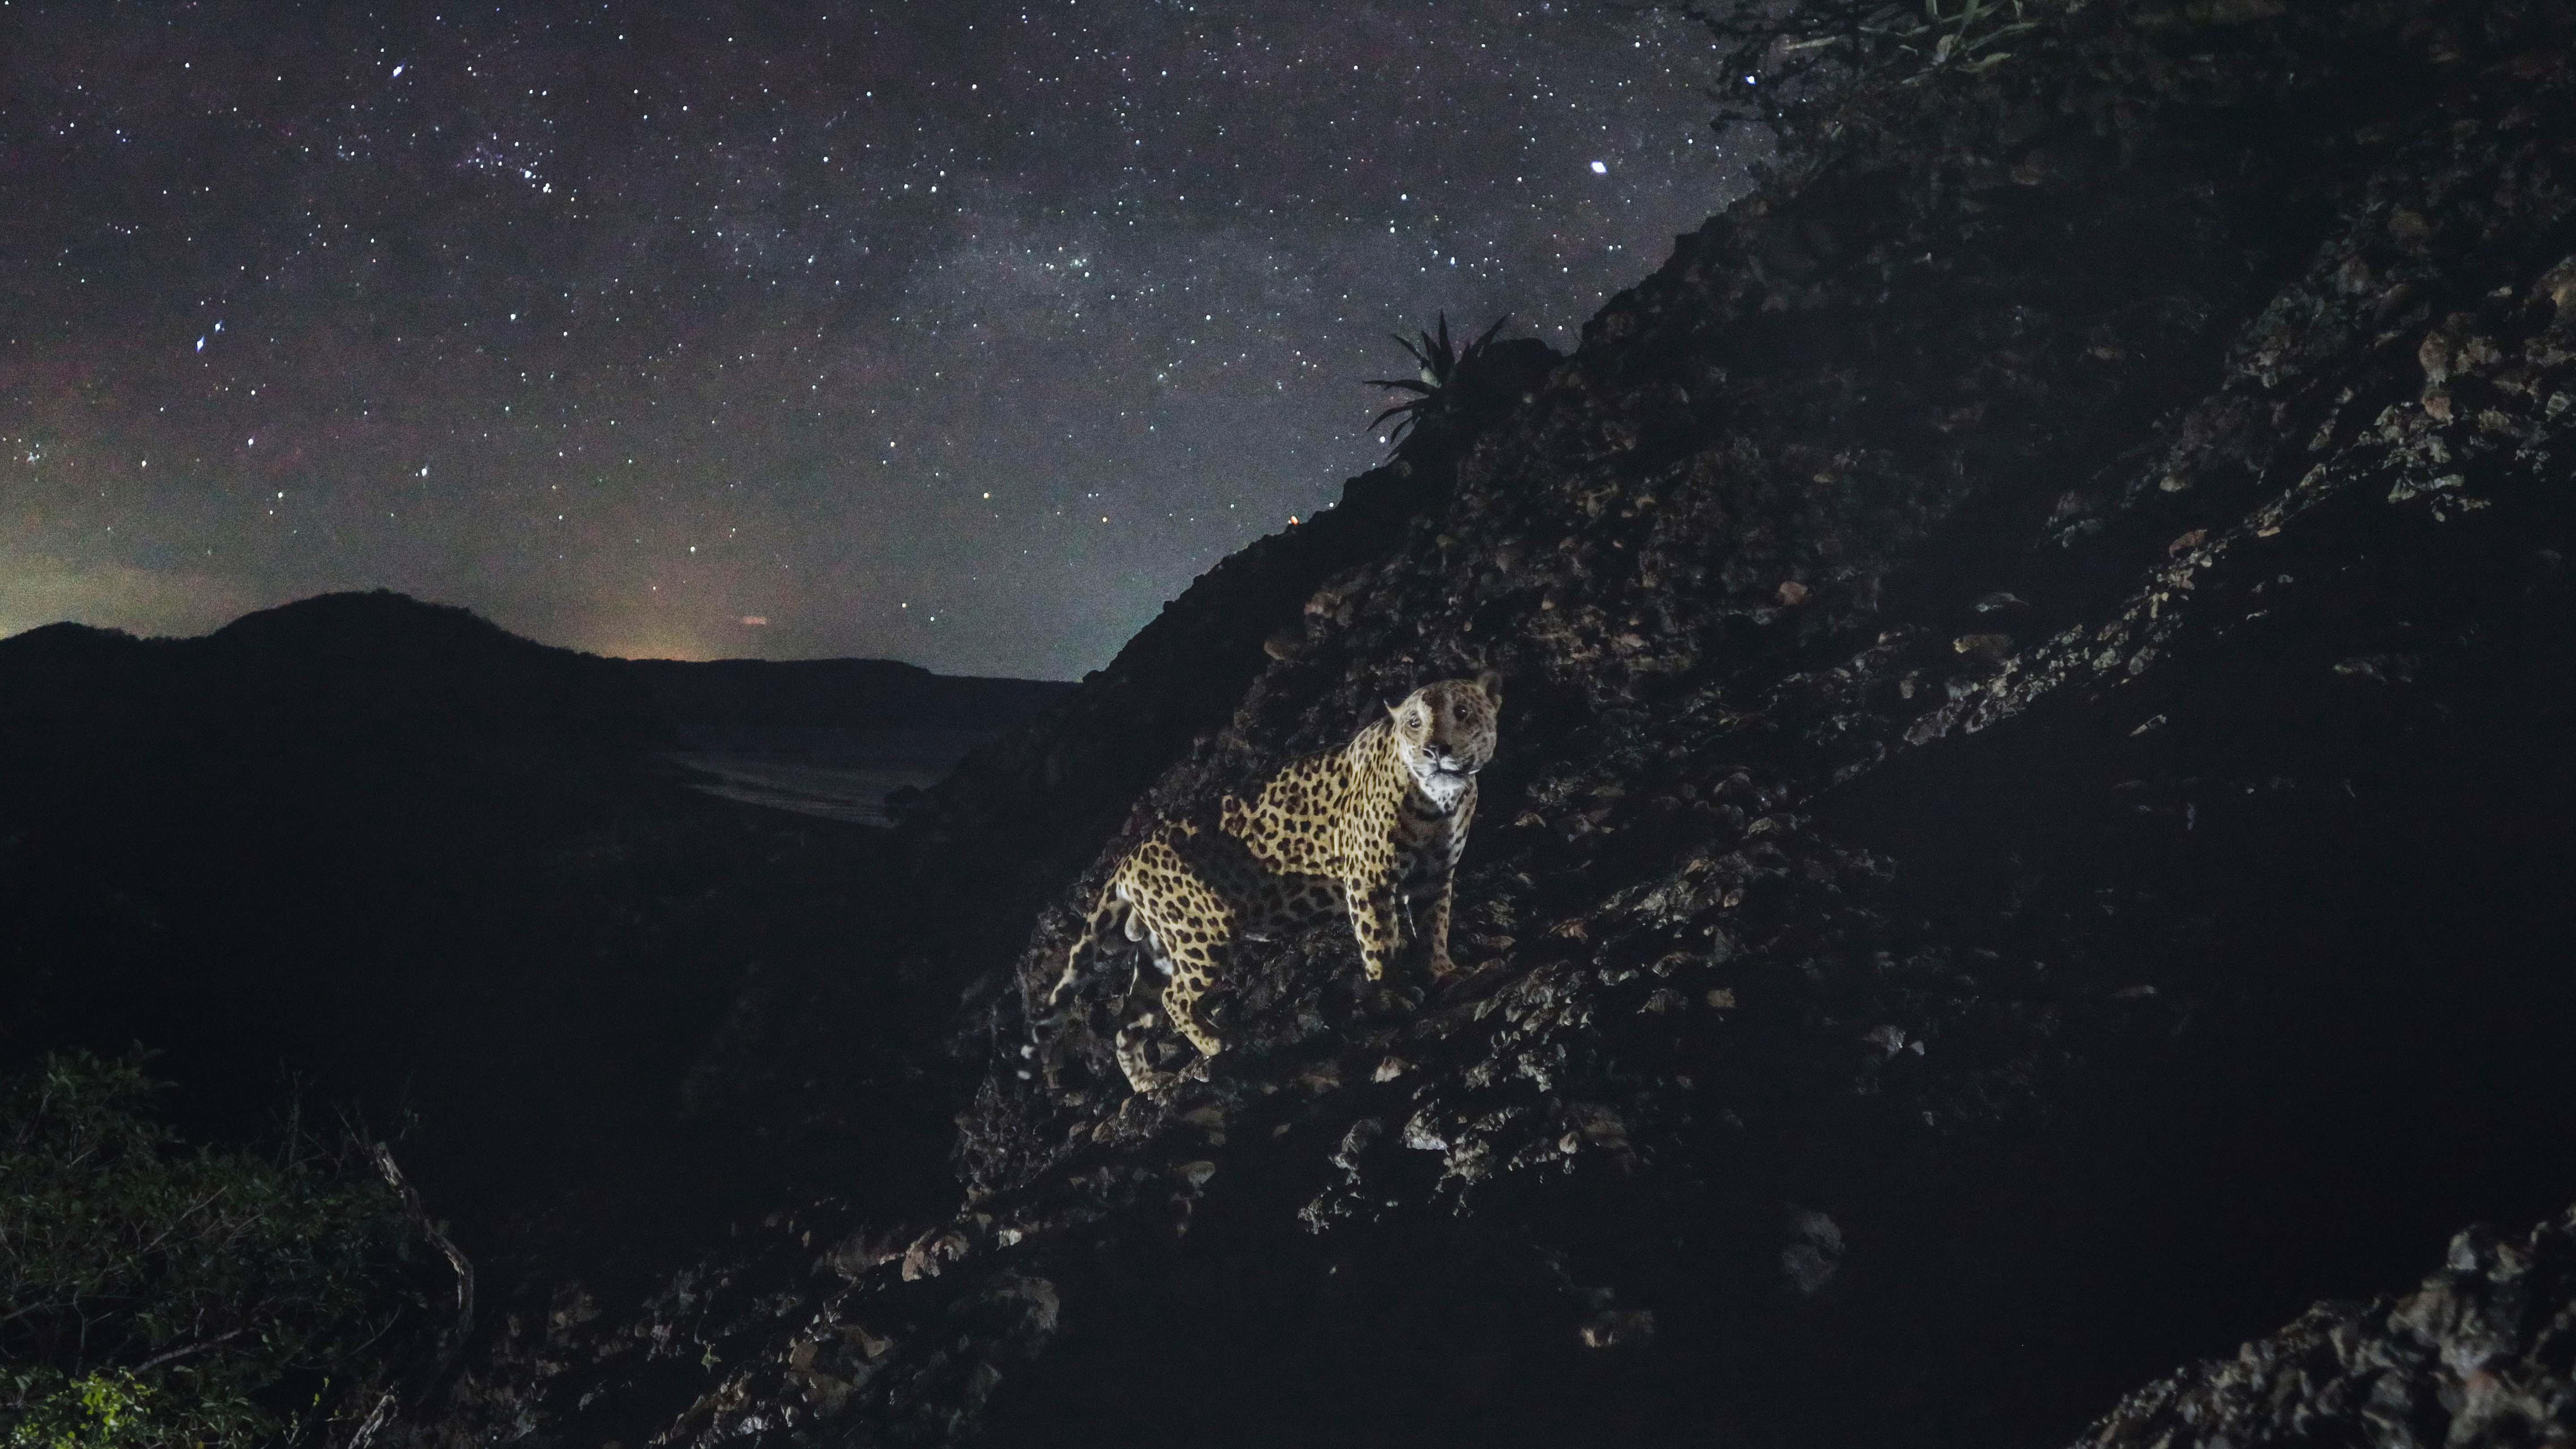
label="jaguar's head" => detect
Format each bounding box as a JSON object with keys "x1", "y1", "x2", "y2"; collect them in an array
[{"x1": 1388, "y1": 671, "x2": 1501, "y2": 800}]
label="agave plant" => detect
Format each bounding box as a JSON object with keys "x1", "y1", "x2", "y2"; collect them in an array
[
  {"x1": 1366, "y1": 313, "x2": 1514, "y2": 450},
  {"x1": 1910, "y1": 0, "x2": 2036, "y2": 72}
]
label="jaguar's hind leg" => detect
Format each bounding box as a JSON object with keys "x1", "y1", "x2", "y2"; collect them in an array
[
  {"x1": 1113, "y1": 1017, "x2": 1177, "y2": 1093},
  {"x1": 1045, "y1": 886, "x2": 1128, "y2": 1020},
  {"x1": 1110, "y1": 915, "x2": 1230, "y2": 1091},
  {"x1": 1158, "y1": 935, "x2": 1230, "y2": 1062},
  {"x1": 1111, "y1": 947, "x2": 1180, "y2": 1093}
]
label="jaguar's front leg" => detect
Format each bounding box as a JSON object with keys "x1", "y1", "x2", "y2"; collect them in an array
[
  {"x1": 1347, "y1": 878, "x2": 1405, "y2": 983},
  {"x1": 1424, "y1": 873, "x2": 1458, "y2": 980}
]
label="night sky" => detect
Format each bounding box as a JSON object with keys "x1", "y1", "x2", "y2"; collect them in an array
[{"x1": 4, "y1": 2, "x2": 1751, "y2": 679}]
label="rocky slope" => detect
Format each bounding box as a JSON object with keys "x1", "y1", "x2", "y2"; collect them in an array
[
  {"x1": 403, "y1": 4, "x2": 2576, "y2": 1446},
  {"x1": 2072, "y1": 1205, "x2": 2576, "y2": 1449}
]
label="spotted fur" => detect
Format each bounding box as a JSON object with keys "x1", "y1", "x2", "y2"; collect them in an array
[{"x1": 1045, "y1": 673, "x2": 1500, "y2": 1093}]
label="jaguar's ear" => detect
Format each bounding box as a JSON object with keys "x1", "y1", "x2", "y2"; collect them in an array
[{"x1": 1475, "y1": 669, "x2": 1503, "y2": 705}]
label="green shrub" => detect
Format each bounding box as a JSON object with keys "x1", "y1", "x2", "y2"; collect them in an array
[
  {"x1": 5, "y1": 1370, "x2": 163, "y2": 1449},
  {"x1": 0, "y1": 1052, "x2": 445, "y2": 1449}
]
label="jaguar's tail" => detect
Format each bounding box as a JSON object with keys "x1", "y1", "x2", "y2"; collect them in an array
[{"x1": 1037, "y1": 881, "x2": 1127, "y2": 1027}]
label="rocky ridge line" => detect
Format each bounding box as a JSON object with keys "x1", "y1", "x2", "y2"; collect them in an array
[{"x1": 2072, "y1": 1205, "x2": 2576, "y2": 1449}]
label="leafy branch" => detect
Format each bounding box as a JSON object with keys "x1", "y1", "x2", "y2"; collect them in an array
[
  {"x1": 1635, "y1": 0, "x2": 2072, "y2": 159},
  {"x1": 0, "y1": 1052, "x2": 454, "y2": 1449}
]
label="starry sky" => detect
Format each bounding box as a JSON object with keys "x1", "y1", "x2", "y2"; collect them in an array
[{"x1": 3, "y1": 0, "x2": 1753, "y2": 679}]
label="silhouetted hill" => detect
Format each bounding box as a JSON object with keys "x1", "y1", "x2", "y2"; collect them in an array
[
  {"x1": 0, "y1": 590, "x2": 1064, "y2": 771},
  {"x1": 0, "y1": 595, "x2": 650, "y2": 814},
  {"x1": 0, "y1": 590, "x2": 1066, "y2": 1259}
]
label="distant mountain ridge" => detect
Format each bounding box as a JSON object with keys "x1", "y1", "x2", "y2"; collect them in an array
[{"x1": 0, "y1": 589, "x2": 1068, "y2": 751}]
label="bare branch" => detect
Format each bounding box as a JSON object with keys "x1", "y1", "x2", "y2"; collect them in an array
[
  {"x1": 369, "y1": 1143, "x2": 473, "y2": 1352},
  {"x1": 131, "y1": 1326, "x2": 250, "y2": 1375}
]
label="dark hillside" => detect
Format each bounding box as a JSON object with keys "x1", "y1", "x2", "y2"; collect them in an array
[
  {"x1": 0, "y1": 591, "x2": 1066, "y2": 1254},
  {"x1": 625, "y1": 657, "x2": 1065, "y2": 737},
  {"x1": 362, "y1": 4, "x2": 2576, "y2": 1445}
]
